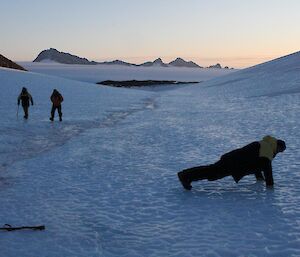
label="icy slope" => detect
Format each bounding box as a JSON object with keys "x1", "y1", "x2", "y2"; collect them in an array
[
  {"x1": 0, "y1": 67, "x2": 155, "y2": 172},
  {"x1": 200, "y1": 51, "x2": 300, "y2": 98},
  {"x1": 0, "y1": 51, "x2": 300, "y2": 257}
]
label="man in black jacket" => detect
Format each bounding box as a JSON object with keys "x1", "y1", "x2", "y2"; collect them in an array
[
  {"x1": 178, "y1": 136, "x2": 286, "y2": 190},
  {"x1": 17, "y1": 87, "x2": 34, "y2": 119}
]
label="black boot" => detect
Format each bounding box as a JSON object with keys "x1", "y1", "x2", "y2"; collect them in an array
[{"x1": 178, "y1": 171, "x2": 192, "y2": 190}]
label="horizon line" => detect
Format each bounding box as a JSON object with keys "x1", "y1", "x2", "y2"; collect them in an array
[{"x1": 13, "y1": 48, "x2": 299, "y2": 69}]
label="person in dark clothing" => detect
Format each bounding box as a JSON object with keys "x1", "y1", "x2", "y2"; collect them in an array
[
  {"x1": 17, "y1": 87, "x2": 34, "y2": 119},
  {"x1": 178, "y1": 136, "x2": 286, "y2": 190},
  {"x1": 50, "y1": 89, "x2": 64, "y2": 122}
]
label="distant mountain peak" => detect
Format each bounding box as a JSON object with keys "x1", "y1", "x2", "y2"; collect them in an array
[
  {"x1": 33, "y1": 49, "x2": 233, "y2": 69},
  {"x1": 139, "y1": 58, "x2": 168, "y2": 67},
  {"x1": 153, "y1": 58, "x2": 163, "y2": 63},
  {"x1": 168, "y1": 58, "x2": 202, "y2": 68},
  {"x1": 33, "y1": 48, "x2": 97, "y2": 65},
  {"x1": 99, "y1": 59, "x2": 136, "y2": 66},
  {"x1": 208, "y1": 63, "x2": 222, "y2": 69}
]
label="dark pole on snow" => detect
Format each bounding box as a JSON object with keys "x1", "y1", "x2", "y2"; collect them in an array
[{"x1": 0, "y1": 224, "x2": 45, "y2": 231}]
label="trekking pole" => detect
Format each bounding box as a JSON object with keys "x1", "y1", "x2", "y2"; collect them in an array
[
  {"x1": 16, "y1": 105, "x2": 19, "y2": 119},
  {"x1": 0, "y1": 224, "x2": 45, "y2": 232}
]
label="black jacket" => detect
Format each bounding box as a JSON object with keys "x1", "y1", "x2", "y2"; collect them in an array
[
  {"x1": 18, "y1": 92, "x2": 33, "y2": 107},
  {"x1": 220, "y1": 142, "x2": 274, "y2": 186}
]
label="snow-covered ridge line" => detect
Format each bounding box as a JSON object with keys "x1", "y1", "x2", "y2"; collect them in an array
[
  {"x1": 197, "y1": 50, "x2": 300, "y2": 98},
  {"x1": 33, "y1": 48, "x2": 233, "y2": 69}
]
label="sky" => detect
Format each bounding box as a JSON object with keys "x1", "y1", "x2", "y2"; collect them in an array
[{"x1": 1, "y1": 0, "x2": 300, "y2": 68}]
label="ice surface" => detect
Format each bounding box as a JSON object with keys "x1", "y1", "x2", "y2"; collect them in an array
[{"x1": 1, "y1": 51, "x2": 300, "y2": 257}]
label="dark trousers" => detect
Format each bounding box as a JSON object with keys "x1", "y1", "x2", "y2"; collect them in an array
[
  {"x1": 50, "y1": 105, "x2": 62, "y2": 119},
  {"x1": 181, "y1": 160, "x2": 231, "y2": 182},
  {"x1": 22, "y1": 105, "x2": 29, "y2": 119}
]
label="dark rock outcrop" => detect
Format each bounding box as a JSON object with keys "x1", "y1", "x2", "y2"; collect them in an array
[
  {"x1": 168, "y1": 58, "x2": 201, "y2": 68},
  {"x1": 139, "y1": 58, "x2": 168, "y2": 67},
  {"x1": 99, "y1": 59, "x2": 136, "y2": 66},
  {"x1": 0, "y1": 54, "x2": 27, "y2": 71},
  {"x1": 97, "y1": 80, "x2": 199, "y2": 88},
  {"x1": 208, "y1": 63, "x2": 222, "y2": 69},
  {"x1": 33, "y1": 48, "x2": 97, "y2": 65}
]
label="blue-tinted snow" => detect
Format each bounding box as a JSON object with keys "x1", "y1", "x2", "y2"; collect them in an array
[{"x1": 0, "y1": 52, "x2": 300, "y2": 257}]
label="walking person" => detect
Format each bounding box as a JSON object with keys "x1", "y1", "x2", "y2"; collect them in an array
[
  {"x1": 178, "y1": 136, "x2": 286, "y2": 190},
  {"x1": 17, "y1": 87, "x2": 34, "y2": 119},
  {"x1": 50, "y1": 89, "x2": 64, "y2": 121}
]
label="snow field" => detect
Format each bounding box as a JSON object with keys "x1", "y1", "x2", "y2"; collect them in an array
[{"x1": 0, "y1": 52, "x2": 300, "y2": 257}]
